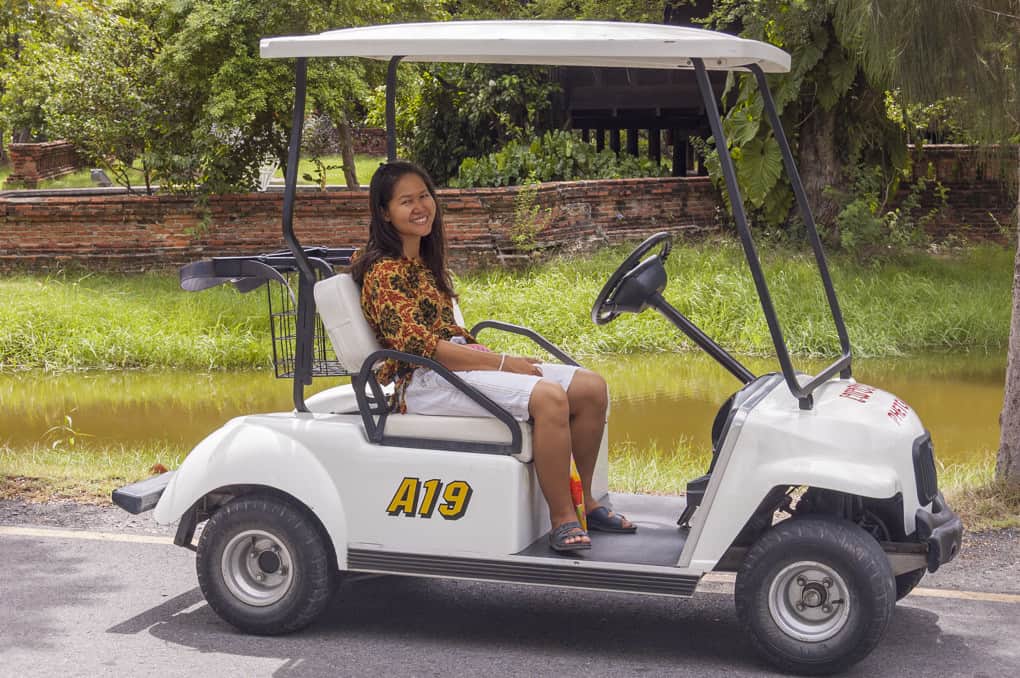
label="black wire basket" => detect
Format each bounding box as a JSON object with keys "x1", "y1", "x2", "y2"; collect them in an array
[
  {"x1": 266, "y1": 269, "x2": 351, "y2": 379},
  {"x1": 179, "y1": 247, "x2": 357, "y2": 379}
]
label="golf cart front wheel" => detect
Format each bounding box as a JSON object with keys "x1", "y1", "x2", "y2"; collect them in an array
[
  {"x1": 735, "y1": 516, "x2": 895, "y2": 675},
  {"x1": 196, "y1": 493, "x2": 337, "y2": 635}
]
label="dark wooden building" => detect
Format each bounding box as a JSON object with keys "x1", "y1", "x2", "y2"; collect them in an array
[{"x1": 558, "y1": 1, "x2": 731, "y2": 176}]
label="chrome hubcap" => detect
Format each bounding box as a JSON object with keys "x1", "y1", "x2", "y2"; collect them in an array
[
  {"x1": 768, "y1": 561, "x2": 850, "y2": 642},
  {"x1": 221, "y1": 530, "x2": 295, "y2": 606}
]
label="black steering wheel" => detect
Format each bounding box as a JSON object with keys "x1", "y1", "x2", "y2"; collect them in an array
[{"x1": 591, "y1": 232, "x2": 673, "y2": 325}]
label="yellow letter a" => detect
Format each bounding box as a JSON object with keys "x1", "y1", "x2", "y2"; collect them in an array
[{"x1": 386, "y1": 477, "x2": 420, "y2": 517}]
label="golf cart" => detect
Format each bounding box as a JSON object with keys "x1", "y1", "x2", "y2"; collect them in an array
[{"x1": 112, "y1": 21, "x2": 963, "y2": 675}]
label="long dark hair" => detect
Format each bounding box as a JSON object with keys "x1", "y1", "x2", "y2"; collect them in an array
[{"x1": 350, "y1": 160, "x2": 456, "y2": 298}]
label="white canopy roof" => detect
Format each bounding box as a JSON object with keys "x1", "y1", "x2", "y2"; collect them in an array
[{"x1": 260, "y1": 20, "x2": 791, "y2": 73}]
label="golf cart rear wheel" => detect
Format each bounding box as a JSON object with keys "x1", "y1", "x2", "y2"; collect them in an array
[
  {"x1": 196, "y1": 494, "x2": 337, "y2": 635},
  {"x1": 735, "y1": 516, "x2": 895, "y2": 675}
]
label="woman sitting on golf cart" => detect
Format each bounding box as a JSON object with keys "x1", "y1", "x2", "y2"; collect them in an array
[{"x1": 351, "y1": 161, "x2": 636, "y2": 552}]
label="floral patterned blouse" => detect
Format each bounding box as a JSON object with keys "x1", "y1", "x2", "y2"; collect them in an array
[{"x1": 360, "y1": 256, "x2": 476, "y2": 412}]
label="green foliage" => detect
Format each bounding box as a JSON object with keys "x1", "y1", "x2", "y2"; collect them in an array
[
  {"x1": 0, "y1": 0, "x2": 94, "y2": 142},
  {"x1": 701, "y1": 0, "x2": 909, "y2": 234},
  {"x1": 826, "y1": 161, "x2": 948, "y2": 253},
  {"x1": 453, "y1": 130, "x2": 670, "y2": 187},
  {"x1": 300, "y1": 113, "x2": 343, "y2": 191},
  {"x1": 2, "y1": 243, "x2": 1011, "y2": 371},
  {"x1": 43, "y1": 3, "x2": 161, "y2": 191},
  {"x1": 1, "y1": 0, "x2": 440, "y2": 193},
  {"x1": 510, "y1": 174, "x2": 552, "y2": 251},
  {"x1": 368, "y1": 62, "x2": 561, "y2": 185}
]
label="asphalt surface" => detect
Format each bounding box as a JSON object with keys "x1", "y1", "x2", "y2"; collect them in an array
[{"x1": 1, "y1": 503, "x2": 1018, "y2": 678}]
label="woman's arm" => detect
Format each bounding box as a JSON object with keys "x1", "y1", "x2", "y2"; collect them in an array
[{"x1": 433, "y1": 340, "x2": 542, "y2": 376}]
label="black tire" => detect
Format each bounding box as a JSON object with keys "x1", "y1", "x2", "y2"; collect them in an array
[
  {"x1": 895, "y1": 568, "x2": 926, "y2": 601},
  {"x1": 734, "y1": 517, "x2": 896, "y2": 675},
  {"x1": 196, "y1": 494, "x2": 338, "y2": 635}
]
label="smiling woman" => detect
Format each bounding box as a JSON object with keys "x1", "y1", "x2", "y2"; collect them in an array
[{"x1": 350, "y1": 160, "x2": 624, "y2": 551}]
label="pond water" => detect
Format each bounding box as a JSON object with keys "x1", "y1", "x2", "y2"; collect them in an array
[{"x1": 0, "y1": 352, "x2": 1005, "y2": 467}]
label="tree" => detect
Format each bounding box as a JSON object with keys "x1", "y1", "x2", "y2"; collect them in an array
[
  {"x1": 44, "y1": 3, "x2": 162, "y2": 192},
  {"x1": 699, "y1": 0, "x2": 913, "y2": 237},
  {"x1": 835, "y1": 0, "x2": 1019, "y2": 482},
  {"x1": 0, "y1": 0, "x2": 97, "y2": 146}
]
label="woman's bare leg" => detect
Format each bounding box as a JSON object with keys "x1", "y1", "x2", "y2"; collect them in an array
[
  {"x1": 529, "y1": 381, "x2": 589, "y2": 546},
  {"x1": 567, "y1": 370, "x2": 632, "y2": 528}
]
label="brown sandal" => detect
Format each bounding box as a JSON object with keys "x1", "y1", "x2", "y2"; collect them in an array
[{"x1": 549, "y1": 521, "x2": 592, "y2": 552}]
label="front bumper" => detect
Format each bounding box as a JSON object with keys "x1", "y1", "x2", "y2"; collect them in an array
[{"x1": 915, "y1": 491, "x2": 963, "y2": 572}]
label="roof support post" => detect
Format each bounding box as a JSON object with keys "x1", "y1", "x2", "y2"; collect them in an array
[
  {"x1": 749, "y1": 64, "x2": 852, "y2": 379},
  {"x1": 283, "y1": 58, "x2": 313, "y2": 282},
  {"x1": 282, "y1": 57, "x2": 315, "y2": 412},
  {"x1": 386, "y1": 56, "x2": 404, "y2": 161},
  {"x1": 692, "y1": 58, "x2": 812, "y2": 409}
]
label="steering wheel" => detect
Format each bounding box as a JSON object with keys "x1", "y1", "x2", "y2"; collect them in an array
[{"x1": 590, "y1": 232, "x2": 672, "y2": 325}]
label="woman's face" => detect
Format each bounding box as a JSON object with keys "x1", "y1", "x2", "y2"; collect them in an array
[{"x1": 383, "y1": 173, "x2": 436, "y2": 243}]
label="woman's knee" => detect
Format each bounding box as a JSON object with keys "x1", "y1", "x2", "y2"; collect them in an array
[
  {"x1": 529, "y1": 381, "x2": 570, "y2": 422},
  {"x1": 568, "y1": 369, "x2": 609, "y2": 414}
]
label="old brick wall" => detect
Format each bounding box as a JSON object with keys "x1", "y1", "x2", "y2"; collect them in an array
[
  {"x1": 1, "y1": 145, "x2": 1013, "y2": 272},
  {"x1": 352, "y1": 127, "x2": 387, "y2": 156},
  {"x1": 909, "y1": 145, "x2": 1017, "y2": 241},
  {"x1": 0, "y1": 176, "x2": 720, "y2": 271},
  {"x1": 4, "y1": 141, "x2": 81, "y2": 189}
]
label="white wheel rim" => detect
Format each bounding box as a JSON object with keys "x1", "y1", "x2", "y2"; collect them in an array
[
  {"x1": 767, "y1": 560, "x2": 851, "y2": 643},
  {"x1": 221, "y1": 529, "x2": 295, "y2": 607}
]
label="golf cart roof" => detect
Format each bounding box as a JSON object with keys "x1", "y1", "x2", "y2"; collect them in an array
[{"x1": 259, "y1": 20, "x2": 791, "y2": 73}]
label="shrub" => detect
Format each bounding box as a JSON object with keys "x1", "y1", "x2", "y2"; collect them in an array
[{"x1": 453, "y1": 130, "x2": 670, "y2": 187}]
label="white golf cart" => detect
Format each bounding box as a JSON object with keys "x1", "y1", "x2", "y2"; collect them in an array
[{"x1": 113, "y1": 21, "x2": 963, "y2": 675}]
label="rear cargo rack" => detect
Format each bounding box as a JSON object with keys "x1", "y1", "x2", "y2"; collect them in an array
[{"x1": 179, "y1": 247, "x2": 356, "y2": 405}]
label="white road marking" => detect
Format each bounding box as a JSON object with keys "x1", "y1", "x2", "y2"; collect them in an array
[
  {"x1": 0, "y1": 525, "x2": 172, "y2": 545},
  {"x1": 903, "y1": 587, "x2": 1020, "y2": 604},
  {"x1": 700, "y1": 572, "x2": 1020, "y2": 604},
  {"x1": 3, "y1": 525, "x2": 1018, "y2": 604}
]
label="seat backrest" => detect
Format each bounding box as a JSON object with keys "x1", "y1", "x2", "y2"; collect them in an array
[
  {"x1": 314, "y1": 273, "x2": 382, "y2": 372},
  {"x1": 315, "y1": 272, "x2": 469, "y2": 373}
]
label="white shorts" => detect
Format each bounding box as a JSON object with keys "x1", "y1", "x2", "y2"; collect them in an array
[{"x1": 404, "y1": 363, "x2": 581, "y2": 421}]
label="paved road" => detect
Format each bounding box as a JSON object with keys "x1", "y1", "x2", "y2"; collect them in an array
[{"x1": 1, "y1": 526, "x2": 1018, "y2": 678}]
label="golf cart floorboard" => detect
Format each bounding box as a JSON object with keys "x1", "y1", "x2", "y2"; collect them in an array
[
  {"x1": 348, "y1": 495, "x2": 700, "y2": 597},
  {"x1": 517, "y1": 493, "x2": 689, "y2": 567}
]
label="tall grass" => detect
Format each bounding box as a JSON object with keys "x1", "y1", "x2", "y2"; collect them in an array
[
  {"x1": 0, "y1": 241, "x2": 1012, "y2": 371},
  {"x1": 0, "y1": 440, "x2": 186, "y2": 504},
  {"x1": 458, "y1": 240, "x2": 1012, "y2": 359},
  {"x1": 0, "y1": 272, "x2": 269, "y2": 371}
]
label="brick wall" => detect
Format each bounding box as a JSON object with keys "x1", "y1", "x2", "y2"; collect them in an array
[
  {"x1": 4, "y1": 141, "x2": 81, "y2": 189},
  {"x1": 0, "y1": 145, "x2": 1014, "y2": 272},
  {"x1": 0, "y1": 176, "x2": 720, "y2": 271},
  {"x1": 909, "y1": 145, "x2": 1017, "y2": 241},
  {"x1": 352, "y1": 127, "x2": 387, "y2": 156}
]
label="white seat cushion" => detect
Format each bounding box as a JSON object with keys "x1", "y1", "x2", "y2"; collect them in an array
[
  {"x1": 313, "y1": 275, "x2": 530, "y2": 461},
  {"x1": 383, "y1": 414, "x2": 533, "y2": 462},
  {"x1": 314, "y1": 273, "x2": 382, "y2": 372}
]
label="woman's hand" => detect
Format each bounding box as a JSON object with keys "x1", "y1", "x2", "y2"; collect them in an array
[{"x1": 501, "y1": 355, "x2": 542, "y2": 376}]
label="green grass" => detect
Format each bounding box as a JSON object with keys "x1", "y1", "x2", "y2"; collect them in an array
[
  {"x1": 0, "y1": 162, "x2": 150, "y2": 190},
  {"x1": 0, "y1": 154, "x2": 384, "y2": 191},
  {"x1": 272, "y1": 154, "x2": 385, "y2": 187},
  {"x1": 457, "y1": 240, "x2": 1013, "y2": 359},
  {"x1": 0, "y1": 272, "x2": 270, "y2": 371},
  {"x1": 0, "y1": 241, "x2": 1012, "y2": 371},
  {"x1": 0, "y1": 440, "x2": 185, "y2": 504}
]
